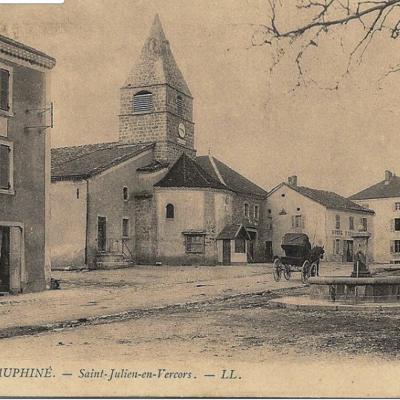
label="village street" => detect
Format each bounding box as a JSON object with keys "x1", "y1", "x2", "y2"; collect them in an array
[{"x1": 1, "y1": 263, "x2": 400, "y2": 397}]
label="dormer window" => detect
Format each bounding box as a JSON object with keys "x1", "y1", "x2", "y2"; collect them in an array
[
  {"x1": 133, "y1": 90, "x2": 153, "y2": 113},
  {"x1": 166, "y1": 203, "x2": 174, "y2": 219},
  {"x1": 177, "y1": 95, "x2": 183, "y2": 116}
]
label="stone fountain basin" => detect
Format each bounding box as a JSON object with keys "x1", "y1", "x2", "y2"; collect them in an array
[{"x1": 309, "y1": 276, "x2": 400, "y2": 303}]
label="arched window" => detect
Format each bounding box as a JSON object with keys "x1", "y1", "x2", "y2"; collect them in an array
[
  {"x1": 133, "y1": 90, "x2": 153, "y2": 113},
  {"x1": 166, "y1": 203, "x2": 174, "y2": 219},
  {"x1": 177, "y1": 95, "x2": 183, "y2": 116},
  {"x1": 123, "y1": 186, "x2": 129, "y2": 201}
]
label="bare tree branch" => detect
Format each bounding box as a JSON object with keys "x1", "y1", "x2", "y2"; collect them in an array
[{"x1": 256, "y1": 0, "x2": 400, "y2": 89}]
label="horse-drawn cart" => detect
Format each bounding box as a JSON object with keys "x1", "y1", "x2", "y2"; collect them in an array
[{"x1": 273, "y1": 233, "x2": 324, "y2": 283}]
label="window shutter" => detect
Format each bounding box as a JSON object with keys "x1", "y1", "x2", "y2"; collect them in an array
[
  {"x1": 133, "y1": 92, "x2": 153, "y2": 113},
  {"x1": 291, "y1": 216, "x2": 295, "y2": 228},
  {"x1": 301, "y1": 215, "x2": 305, "y2": 229},
  {"x1": 0, "y1": 69, "x2": 10, "y2": 112},
  {"x1": 391, "y1": 241, "x2": 395, "y2": 254},
  {"x1": 0, "y1": 144, "x2": 10, "y2": 189},
  {"x1": 391, "y1": 219, "x2": 395, "y2": 232}
]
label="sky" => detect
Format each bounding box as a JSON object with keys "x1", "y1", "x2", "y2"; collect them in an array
[{"x1": 1, "y1": 0, "x2": 400, "y2": 197}]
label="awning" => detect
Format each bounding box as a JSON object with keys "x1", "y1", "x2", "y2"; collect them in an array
[{"x1": 216, "y1": 224, "x2": 251, "y2": 240}]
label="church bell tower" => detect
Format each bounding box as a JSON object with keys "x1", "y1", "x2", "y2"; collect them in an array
[{"x1": 119, "y1": 15, "x2": 195, "y2": 163}]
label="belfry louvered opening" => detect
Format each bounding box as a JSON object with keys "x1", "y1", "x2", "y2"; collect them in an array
[
  {"x1": 133, "y1": 91, "x2": 153, "y2": 113},
  {"x1": 177, "y1": 95, "x2": 183, "y2": 116}
]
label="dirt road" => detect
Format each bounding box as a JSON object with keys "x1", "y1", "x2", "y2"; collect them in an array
[{"x1": 2, "y1": 284, "x2": 400, "y2": 397}]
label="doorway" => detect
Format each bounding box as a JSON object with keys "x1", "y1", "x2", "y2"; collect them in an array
[
  {"x1": 265, "y1": 241, "x2": 273, "y2": 262},
  {"x1": 222, "y1": 239, "x2": 231, "y2": 265},
  {"x1": 97, "y1": 216, "x2": 107, "y2": 252},
  {"x1": 344, "y1": 240, "x2": 354, "y2": 262},
  {"x1": 247, "y1": 231, "x2": 257, "y2": 263},
  {"x1": 0, "y1": 226, "x2": 10, "y2": 292}
]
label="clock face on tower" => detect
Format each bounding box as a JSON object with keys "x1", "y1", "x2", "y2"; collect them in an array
[{"x1": 178, "y1": 123, "x2": 186, "y2": 139}]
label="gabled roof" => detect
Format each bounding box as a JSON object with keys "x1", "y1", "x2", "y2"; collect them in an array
[
  {"x1": 51, "y1": 142, "x2": 154, "y2": 181},
  {"x1": 0, "y1": 33, "x2": 56, "y2": 69},
  {"x1": 269, "y1": 182, "x2": 374, "y2": 214},
  {"x1": 216, "y1": 224, "x2": 251, "y2": 240},
  {"x1": 123, "y1": 15, "x2": 191, "y2": 97},
  {"x1": 155, "y1": 153, "x2": 228, "y2": 190},
  {"x1": 196, "y1": 155, "x2": 268, "y2": 199},
  {"x1": 350, "y1": 176, "x2": 400, "y2": 200}
]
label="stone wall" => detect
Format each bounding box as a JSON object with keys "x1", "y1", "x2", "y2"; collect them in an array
[
  {"x1": 118, "y1": 84, "x2": 196, "y2": 163},
  {"x1": 134, "y1": 195, "x2": 158, "y2": 264}
]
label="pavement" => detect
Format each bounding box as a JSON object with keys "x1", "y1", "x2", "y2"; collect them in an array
[{"x1": 0, "y1": 262, "x2": 358, "y2": 334}]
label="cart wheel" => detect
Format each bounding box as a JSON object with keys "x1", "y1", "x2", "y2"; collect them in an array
[
  {"x1": 310, "y1": 262, "x2": 318, "y2": 277},
  {"x1": 301, "y1": 260, "x2": 310, "y2": 283},
  {"x1": 273, "y1": 258, "x2": 282, "y2": 282},
  {"x1": 283, "y1": 265, "x2": 291, "y2": 281}
]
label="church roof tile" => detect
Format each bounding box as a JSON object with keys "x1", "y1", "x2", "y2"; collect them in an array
[
  {"x1": 155, "y1": 153, "x2": 228, "y2": 190},
  {"x1": 51, "y1": 142, "x2": 154, "y2": 181}
]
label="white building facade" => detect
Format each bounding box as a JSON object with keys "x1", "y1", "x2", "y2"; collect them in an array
[
  {"x1": 268, "y1": 177, "x2": 375, "y2": 262},
  {"x1": 350, "y1": 170, "x2": 400, "y2": 264}
]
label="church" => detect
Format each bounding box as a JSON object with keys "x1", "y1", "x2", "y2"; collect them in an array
[{"x1": 50, "y1": 15, "x2": 271, "y2": 269}]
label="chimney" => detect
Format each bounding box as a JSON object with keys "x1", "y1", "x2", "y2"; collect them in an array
[
  {"x1": 385, "y1": 170, "x2": 393, "y2": 185},
  {"x1": 288, "y1": 175, "x2": 298, "y2": 186}
]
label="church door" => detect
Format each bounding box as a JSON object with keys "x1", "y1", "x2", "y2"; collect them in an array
[
  {"x1": 222, "y1": 240, "x2": 231, "y2": 265},
  {"x1": 97, "y1": 217, "x2": 107, "y2": 252}
]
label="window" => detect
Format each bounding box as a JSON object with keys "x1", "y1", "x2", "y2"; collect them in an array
[
  {"x1": 254, "y1": 205, "x2": 259, "y2": 220},
  {"x1": 391, "y1": 240, "x2": 400, "y2": 254},
  {"x1": 0, "y1": 140, "x2": 13, "y2": 194},
  {"x1": 244, "y1": 203, "x2": 249, "y2": 218},
  {"x1": 294, "y1": 215, "x2": 302, "y2": 228},
  {"x1": 133, "y1": 91, "x2": 153, "y2": 113},
  {"x1": 361, "y1": 217, "x2": 368, "y2": 232},
  {"x1": 166, "y1": 203, "x2": 174, "y2": 219},
  {"x1": 76, "y1": 188, "x2": 80, "y2": 199},
  {"x1": 335, "y1": 215, "x2": 341, "y2": 229},
  {"x1": 235, "y1": 238, "x2": 246, "y2": 253},
  {"x1": 122, "y1": 218, "x2": 129, "y2": 238},
  {"x1": 395, "y1": 202, "x2": 400, "y2": 211},
  {"x1": 349, "y1": 216, "x2": 354, "y2": 231},
  {"x1": 185, "y1": 234, "x2": 205, "y2": 253},
  {"x1": 123, "y1": 186, "x2": 129, "y2": 201},
  {"x1": 0, "y1": 67, "x2": 11, "y2": 113},
  {"x1": 0, "y1": 118, "x2": 7, "y2": 137},
  {"x1": 177, "y1": 95, "x2": 183, "y2": 116},
  {"x1": 395, "y1": 218, "x2": 400, "y2": 231}
]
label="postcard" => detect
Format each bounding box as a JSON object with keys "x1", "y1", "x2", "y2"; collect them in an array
[{"x1": 1, "y1": 0, "x2": 400, "y2": 397}]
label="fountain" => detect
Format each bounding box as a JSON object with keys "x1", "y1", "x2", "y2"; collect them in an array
[{"x1": 271, "y1": 229, "x2": 400, "y2": 310}]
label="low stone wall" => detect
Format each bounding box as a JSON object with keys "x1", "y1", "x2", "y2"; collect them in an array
[{"x1": 309, "y1": 276, "x2": 400, "y2": 303}]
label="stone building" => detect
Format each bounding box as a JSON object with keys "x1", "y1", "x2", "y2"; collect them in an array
[
  {"x1": 0, "y1": 34, "x2": 56, "y2": 292},
  {"x1": 268, "y1": 176, "x2": 374, "y2": 262},
  {"x1": 350, "y1": 170, "x2": 400, "y2": 263},
  {"x1": 50, "y1": 15, "x2": 271, "y2": 269}
]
